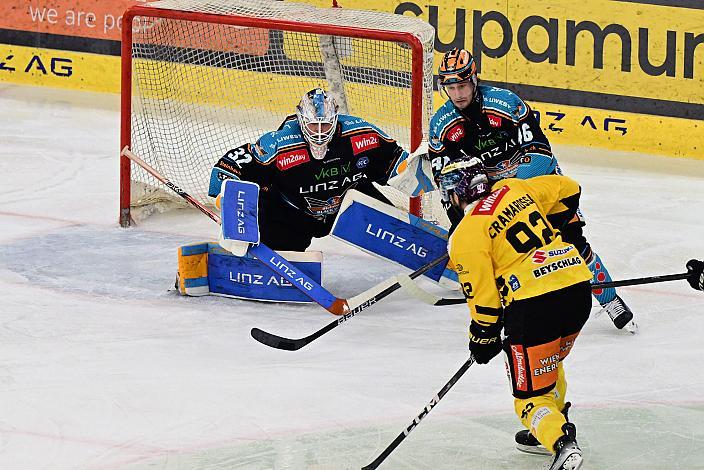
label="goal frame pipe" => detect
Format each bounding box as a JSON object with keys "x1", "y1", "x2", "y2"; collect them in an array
[{"x1": 119, "y1": 5, "x2": 427, "y2": 227}]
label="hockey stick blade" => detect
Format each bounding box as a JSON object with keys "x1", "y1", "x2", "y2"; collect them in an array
[
  {"x1": 251, "y1": 318, "x2": 340, "y2": 351},
  {"x1": 250, "y1": 327, "x2": 306, "y2": 351},
  {"x1": 250, "y1": 254, "x2": 450, "y2": 351},
  {"x1": 396, "y1": 273, "x2": 466, "y2": 306}
]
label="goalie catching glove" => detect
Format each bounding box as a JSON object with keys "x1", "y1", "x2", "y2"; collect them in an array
[
  {"x1": 387, "y1": 140, "x2": 436, "y2": 197},
  {"x1": 687, "y1": 259, "x2": 704, "y2": 291},
  {"x1": 468, "y1": 320, "x2": 503, "y2": 364}
]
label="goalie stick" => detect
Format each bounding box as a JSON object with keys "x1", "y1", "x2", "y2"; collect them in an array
[
  {"x1": 122, "y1": 147, "x2": 452, "y2": 316},
  {"x1": 122, "y1": 147, "x2": 221, "y2": 225},
  {"x1": 361, "y1": 356, "x2": 476, "y2": 470},
  {"x1": 250, "y1": 253, "x2": 450, "y2": 351},
  {"x1": 121, "y1": 146, "x2": 349, "y2": 315},
  {"x1": 404, "y1": 264, "x2": 700, "y2": 307}
]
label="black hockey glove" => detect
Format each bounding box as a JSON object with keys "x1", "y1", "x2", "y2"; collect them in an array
[
  {"x1": 686, "y1": 259, "x2": 704, "y2": 291},
  {"x1": 469, "y1": 321, "x2": 503, "y2": 364}
]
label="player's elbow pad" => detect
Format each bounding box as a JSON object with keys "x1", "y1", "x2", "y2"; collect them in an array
[{"x1": 208, "y1": 167, "x2": 241, "y2": 198}]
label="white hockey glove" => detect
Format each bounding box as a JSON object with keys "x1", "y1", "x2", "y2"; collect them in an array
[{"x1": 387, "y1": 140, "x2": 436, "y2": 197}]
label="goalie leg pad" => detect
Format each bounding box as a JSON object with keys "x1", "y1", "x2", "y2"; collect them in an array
[
  {"x1": 178, "y1": 242, "x2": 323, "y2": 303},
  {"x1": 178, "y1": 243, "x2": 211, "y2": 296},
  {"x1": 331, "y1": 190, "x2": 458, "y2": 288}
]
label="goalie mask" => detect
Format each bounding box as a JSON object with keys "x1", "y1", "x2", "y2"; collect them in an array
[
  {"x1": 296, "y1": 88, "x2": 339, "y2": 160},
  {"x1": 438, "y1": 157, "x2": 491, "y2": 208}
]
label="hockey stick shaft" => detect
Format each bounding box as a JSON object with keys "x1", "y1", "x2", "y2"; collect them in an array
[
  {"x1": 361, "y1": 356, "x2": 476, "y2": 470},
  {"x1": 122, "y1": 147, "x2": 221, "y2": 224},
  {"x1": 121, "y1": 146, "x2": 348, "y2": 315},
  {"x1": 591, "y1": 272, "x2": 690, "y2": 289},
  {"x1": 248, "y1": 243, "x2": 347, "y2": 314},
  {"x1": 424, "y1": 271, "x2": 694, "y2": 307},
  {"x1": 250, "y1": 253, "x2": 450, "y2": 351}
]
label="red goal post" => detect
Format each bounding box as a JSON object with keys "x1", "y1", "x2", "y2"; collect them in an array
[{"x1": 119, "y1": 0, "x2": 438, "y2": 227}]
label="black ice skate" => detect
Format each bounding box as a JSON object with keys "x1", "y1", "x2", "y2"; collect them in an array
[
  {"x1": 549, "y1": 423, "x2": 583, "y2": 470},
  {"x1": 515, "y1": 429, "x2": 549, "y2": 455},
  {"x1": 515, "y1": 402, "x2": 571, "y2": 456},
  {"x1": 601, "y1": 295, "x2": 638, "y2": 333}
]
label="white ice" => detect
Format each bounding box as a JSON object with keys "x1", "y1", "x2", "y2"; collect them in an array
[{"x1": 1, "y1": 84, "x2": 703, "y2": 470}]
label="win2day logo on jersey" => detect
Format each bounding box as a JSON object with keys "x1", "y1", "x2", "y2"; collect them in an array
[
  {"x1": 471, "y1": 185, "x2": 510, "y2": 215},
  {"x1": 447, "y1": 124, "x2": 464, "y2": 142},
  {"x1": 350, "y1": 133, "x2": 379, "y2": 155},
  {"x1": 277, "y1": 149, "x2": 310, "y2": 170}
]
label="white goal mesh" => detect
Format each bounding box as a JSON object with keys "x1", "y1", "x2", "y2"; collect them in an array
[{"x1": 120, "y1": 0, "x2": 446, "y2": 226}]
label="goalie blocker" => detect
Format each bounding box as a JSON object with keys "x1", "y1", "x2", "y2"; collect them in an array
[{"x1": 331, "y1": 190, "x2": 458, "y2": 288}]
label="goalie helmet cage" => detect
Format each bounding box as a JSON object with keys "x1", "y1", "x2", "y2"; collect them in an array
[{"x1": 119, "y1": 0, "x2": 440, "y2": 228}]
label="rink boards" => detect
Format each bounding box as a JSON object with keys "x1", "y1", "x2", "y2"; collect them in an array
[{"x1": 0, "y1": 0, "x2": 702, "y2": 159}]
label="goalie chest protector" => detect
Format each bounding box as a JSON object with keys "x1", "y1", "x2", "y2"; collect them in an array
[{"x1": 330, "y1": 190, "x2": 458, "y2": 288}]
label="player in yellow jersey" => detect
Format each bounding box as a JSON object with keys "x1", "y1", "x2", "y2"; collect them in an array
[{"x1": 438, "y1": 157, "x2": 592, "y2": 470}]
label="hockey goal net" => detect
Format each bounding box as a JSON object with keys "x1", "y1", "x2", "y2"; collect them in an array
[{"x1": 120, "y1": 0, "x2": 447, "y2": 227}]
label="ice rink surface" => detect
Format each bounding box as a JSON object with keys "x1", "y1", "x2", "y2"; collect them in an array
[{"x1": 1, "y1": 84, "x2": 703, "y2": 469}]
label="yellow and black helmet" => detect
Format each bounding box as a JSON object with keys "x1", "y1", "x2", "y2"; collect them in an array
[{"x1": 438, "y1": 48, "x2": 477, "y2": 86}]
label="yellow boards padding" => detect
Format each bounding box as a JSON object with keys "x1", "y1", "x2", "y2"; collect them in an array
[
  {"x1": 337, "y1": 0, "x2": 703, "y2": 106},
  {"x1": 527, "y1": 100, "x2": 702, "y2": 159},
  {"x1": 332, "y1": 0, "x2": 704, "y2": 158},
  {"x1": 4, "y1": 1, "x2": 700, "y2": 158},
  {"x1": 0, "y1": 44, "x2": 119, "y2": 93}
]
